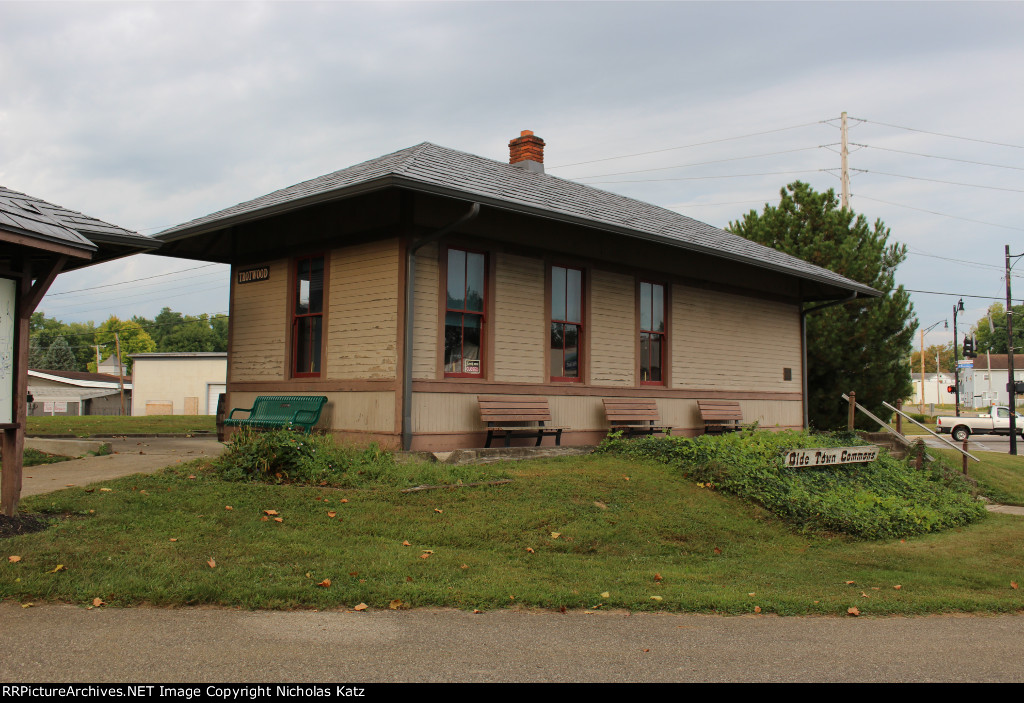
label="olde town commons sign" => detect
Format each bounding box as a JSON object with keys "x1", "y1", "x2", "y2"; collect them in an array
[{"x1": 784, "y1": 446, "x2": 879, "y2": 468}]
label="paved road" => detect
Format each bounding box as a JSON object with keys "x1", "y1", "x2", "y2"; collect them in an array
[
  {"x1": 919, "y1": 432, "x2": 1024, "y2": 455},
  {"x1": 0, "y1": 604, "x2": 1022, "y2": 683}
]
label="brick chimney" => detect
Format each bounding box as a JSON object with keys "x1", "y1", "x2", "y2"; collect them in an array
[{"x1": 509, "y1": 130, "x2": 545, "y2": 174}]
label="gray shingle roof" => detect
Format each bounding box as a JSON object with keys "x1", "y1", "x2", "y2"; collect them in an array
[
  {"x1": 157, "y1": 142, "x2": 879, "y2": 297},
  {"x1": 0, "y1": 185, "x2": 158, "y2": 252}
]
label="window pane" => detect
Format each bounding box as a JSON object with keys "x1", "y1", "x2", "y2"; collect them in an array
[
  {"x1": 566, "y1": 268, "x2": 582, "y2": 323},
  {"x1": 651, "y1": 283, "x2": 664, "y2": 332},
  {"x1": 444, "y1": 312, "x2": 463, "y2": 373},
  {"x1": 649, "y1": 335, "x2": 662, "y2": 381},
  {"x1": 295, "y1": 316, "x2": 322, "y2": 374},
  {"x1": 550, "y1": 322, "x2": 565, "y2": 377},
  {"x1": 551, "y1": 267, "x2": 566, "y2": 320},
  {"x1": 466, "y1": 252, "x2": 485, "y2": 313},
  {"x1": 309, "y1": 257, "x2": 324, "y2": 314},
  {"x1": 447, "y1": 249, "x2": 466, "y2": 309},
  {"x1": 640, "y1": 333, "x2": 651, "y2": 381},
  {"x1": 564, "y1": 324, "x2": 579, "y2": 377},
  {"x1": 640, "y1": 282, "x2": 652, "y2": 331},
  {"x1": 462, "y1": 314, "x2": 482, "y2": 374}
]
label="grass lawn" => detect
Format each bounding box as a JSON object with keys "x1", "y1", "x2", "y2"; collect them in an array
[
  {"x1": 27, "y1": 415, "x2": 216, "y2": 437},
  {"x1": 2, "y1": 451, "x2": 1023, "y2": 615}
]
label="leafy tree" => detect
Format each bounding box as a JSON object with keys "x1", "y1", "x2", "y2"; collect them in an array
[
  {"x1": 973, "y1": 303, "x2": 1024, "y2": 354},
  {"x1": 727, "y1": 182, "x2": 916, "y2": 430},
  {"x1": 910, "y1": 343, "x2": 954, "y2": 374},
  {"x1": 90, "y1": 316, "x2": 156, "y2": 375},
  {"x1": 45, "y1": 336, "x2": 78, "y2": 371}
]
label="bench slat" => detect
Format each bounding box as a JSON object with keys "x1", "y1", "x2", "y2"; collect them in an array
[{"x1": 478, "y1": 396, "x2": 565, "y2": 447}]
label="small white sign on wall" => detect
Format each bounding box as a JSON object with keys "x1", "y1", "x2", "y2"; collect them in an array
[{"x1": 0, "y1": 278, "x2": 14, "y2": 425}]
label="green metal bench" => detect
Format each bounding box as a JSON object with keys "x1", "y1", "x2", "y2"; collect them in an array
[{"x1": 224, "y1": 395, "x2": 328, "y2": 435}]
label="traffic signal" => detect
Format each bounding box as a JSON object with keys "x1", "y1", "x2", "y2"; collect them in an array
[
  {"x1": 963, "y1": 336, "x2": 976, "y2": 358},
  {"x1": 947, "y1": 384, "x2": 958, "y2": 394}
]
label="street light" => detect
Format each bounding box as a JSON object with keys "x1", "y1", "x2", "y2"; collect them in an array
[
  {"x1": 919, "y1": 319, "x2": 947, "y2": 414},
  {"x1": 953, "y1": 298, "x2": 965, "y2": 417}
]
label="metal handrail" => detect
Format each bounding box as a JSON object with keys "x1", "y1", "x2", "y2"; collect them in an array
[{"x1": 882, "y1": 401, "x2": 979, "y2": 463}]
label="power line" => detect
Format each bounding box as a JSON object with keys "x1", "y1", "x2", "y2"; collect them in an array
[
  {"x1": 853, "y1": 168, "x2": 1024, "y2": 194},
  {"x1": 548, "y1": 119, "x2": 830, "y2": 170},
  {"x1": 852, "y1": 194, "x2": 1024, "y2": 232},
  {"x1": 850, "y1": 117, "x2": 1024, "y2": 150},
  {"x1": 584, "y1": 169, "x2": 828, "y2": 184},
  {"x1": 570, "y1": 146, "x2": 825, "y2": 181},
  {"x1": 46, "y1": 263, "x2": 224, "y2": 296},
  {"x1": 851, "y1": 143, "x2": 1024, "y2": 171},
  {"x1": 905, "y1": 288, "x2": 1023, "y2": 303}
]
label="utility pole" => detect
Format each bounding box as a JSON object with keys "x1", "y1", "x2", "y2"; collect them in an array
[
  {"x1": 953, "y1": 298, "x2": 964, "y2": 417},
  {"x1": 840, "y1": 111, "x2": 850, "y2": 209},
  {"x1": 1007, "y1": 245, "x2": 1018, "y2": 455},
  {"x1": 114, "y1": 333, "x2": 125, "y2": 417}
]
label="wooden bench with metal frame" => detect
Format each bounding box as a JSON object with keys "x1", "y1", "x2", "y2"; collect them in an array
[
  {"x1": 602, "y1": 398, "x2": 672, "y2": 438},
  {"x1": 478, "y1": 396, "x2": 567, "y2": 448},
  {"x1": 224, "y1": 395, "x2": 328, "y2": 435},
  {"x1": 697, "y1": 399, "x2": 744, "y2": 435}
]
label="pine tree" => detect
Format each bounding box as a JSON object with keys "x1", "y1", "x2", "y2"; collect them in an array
[
  {"x1": 728, "y1": 182, "x2": 916, "y2": 430},
  {"x1": 45, "y1": 336, "x2": 78, "y2": 371}
]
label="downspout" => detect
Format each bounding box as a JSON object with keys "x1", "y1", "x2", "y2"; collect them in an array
[
  {"x1": 800, "y1": 291, "x2": 858, "y2": 429},
  {"x1": 402, "y1": 202, "x2": 481, "y2": 450}
]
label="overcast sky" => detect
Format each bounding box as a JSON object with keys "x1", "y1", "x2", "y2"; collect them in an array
[{"x1": 3, "y1": 0, "x2": 1022, "y2": 354}]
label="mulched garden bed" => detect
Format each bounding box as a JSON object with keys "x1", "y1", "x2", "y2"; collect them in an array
[{"x1": 0, "y1": 513, "x2": 51, "y2": 539}]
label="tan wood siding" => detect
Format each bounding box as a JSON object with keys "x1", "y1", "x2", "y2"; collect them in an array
[
  {"x1": 672, "y1": 285, "x2": 801, "y2": 392},
  {"x1": 231, "y1": 259, "x2": 287, "y2": 382},
  {"x1": 590, "y1": 270, "x2": 635, "y2": 386},
  {"x1": 412, "y1": 242, "x2": 439, "y2": 380},
  {"x1": 493, "y1": 253, "x2": 545, "y2": 383},
  {"x1": 327, "y1": 239, "x2": 400, "y2": 380}
]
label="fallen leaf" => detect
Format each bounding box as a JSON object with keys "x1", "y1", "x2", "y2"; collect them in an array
[
  {"x1": 550, "y1": 532, "x2": 561, "y2": 539},
  {"x1": 894, "y1": 585, "x2": 902, "y2": 590},
  {"x1": 713, "y1": 547, "x2": 722, "y2": 555},
  {"x1": 305, "y1": 572, "x2": 312, "y2": 578},
  {"x1": 473, "y1": 609, "x2": 482, "y2": 614},
  {"x1": 225, "y1": 506, "x2": 233, "y2": 511},
  {"x1": 622, "y1": 476, "x2": 630, "y2": 481},
  {"x1": 420, "y1": 553, "x2": 431, "y2": 559},
  {"x1": 654, "y1": 573, "x2": 663, "y2": 582},
  {"x1": 748, "y1": 592, "x2": 755, "y2": 597},
  {"x1": 601, "y1": 591, "x2": 610, "y2": 599},
  {"x1": 316, "y1": 579, "x2": 331, "y2": 588},
  {"x1": 650, "y1": 596, "x2": 663, "y2": 601},
  {"x1": 49, "y1": 564, "x2": 65, "y2": 573},
  {"x1": 207, "y1": 558, "x2": 216, "y2": 569},
  {"x1": 340, "y1": 499, "x2": 348, "y2": 504},
  {"x1": 7, "y1": 556, "x2": 21, "y2": 563},
  {"x1": 560, "y1": 606, "x2": 567, "y2": 614},
  {"x1": 327, "y1": 511, "x2": 337, "y2": 518},
  {"x1": 261, "y1": 516, "x2": 269, "y2": 522},
  {"x1": 593, "y1": 501, "x2": 608, "y2": 510},
  {"x1": 845, "y1": 580, "x2": 855, "y2": 585},
  {"x1": 388, "y1": 599, "x2": 404, "y2": 610},
  {"x1": 434, "y1": 508, "x2": 443, "y2": 514},
  {"x1": 349, "y1": 571, "x2": 359, "y2": 577},
  {"x1": 460, "y1": 564, "x2": 468, "y2": 569},
  {"x1": 264, "y1": 510, "x2": 279, "y2": 516},
  {"x1": 169, "y1": 538, "x2": 178, "y2": 542},
  {"x1": 754, "y1": 606, "x2": 761, "y2": 613},
  {"x1": 273, "y1": 517, "x2": 283, "y2": 523},
  {"x1": 847, "y1": 607, "x2": 860, "y2": 616},
  {"x1": 21, "y1": 603, "x2": 32, "y2": 608},
  {"x1": 402, "y1": 541, "x2": 411, "y2": 547},
  {"x1": 92, "y1": 598, "x2": 105, "y2": 607},
  {"x1": 187, "y1": 475, "x2": 196, "y2": 480},
  {"x1": 100, "y1": 488, "x2": 113, "y2": 492},
  {"x1": 353, "y1": 603, "x2": 368, "y2": 611},
  {"x1": 861, "y1": 592, "x2": 870, "y2": 598},
  {"x1": 406, "y1": 576, "x2": 413, "y2": 582},
  {"x1": 1012, "y1": 582, "x2": 1019, "y2": 590},
  {"x1": 526, "y1": 547, "x2": 535, "y2": 553},
  {"x1": 643, "y1": 648, "x2": 650, "y2": 653}
]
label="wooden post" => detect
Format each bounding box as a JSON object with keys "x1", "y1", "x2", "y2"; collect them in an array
[
  {"x1": 962, "y1": 439, "x2": 969, "y2": 476},
  {"x1": 1, "y1": 270, "x2": 31, "y2": 517},
  {"x1": 895, "y1": 399, "x2": 903, "y2": 435},
  {"x1": 847, "y1": 391, "x2": 856, "y2": 431}
]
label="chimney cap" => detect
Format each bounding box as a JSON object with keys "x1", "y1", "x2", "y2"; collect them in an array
[
  {"x1": 509, "y1": 130, "x2": 545, "y2": 173},
  {"x1": 520, "y1": 130, "x2": 534, "y2": 137}
]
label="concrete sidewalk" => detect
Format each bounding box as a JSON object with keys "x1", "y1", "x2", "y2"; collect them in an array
[{"x1": 18, "y1": 436, "x2": 225, "y2": 496}]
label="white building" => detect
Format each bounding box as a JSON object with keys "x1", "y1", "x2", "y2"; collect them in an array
[{"x1": 129, "y1": 352, "x2": 226, "y2": 416}]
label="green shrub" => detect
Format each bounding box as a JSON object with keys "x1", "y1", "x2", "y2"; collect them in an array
[
  {"x1": 212, "y1": 427, "x2": 506, "y2": 489},
  {"x1": 598, "y1": 429, "x2": 986, "y2": 539}
]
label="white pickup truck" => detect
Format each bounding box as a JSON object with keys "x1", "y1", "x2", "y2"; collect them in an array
[{"x1": 936, "y1": 406, "x2": 1024, "y2": 441}]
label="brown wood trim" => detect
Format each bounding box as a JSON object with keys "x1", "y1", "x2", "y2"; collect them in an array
[
  {"x1": 411, "y1": 378, "x2": 800, "y2": 401},
  {"x1": 0, "y1": 230, "x2": 93, "y2": 259},
  {"x1": 228, "y1": 380, "x2": 398, "y2": 393},
  {"x1": 395, "y1": 232, "x2": 409, "y2": 446}
]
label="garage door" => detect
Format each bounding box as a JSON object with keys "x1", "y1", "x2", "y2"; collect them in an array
[{"x1": 207, "y1": 384, "x2": 226, "y2": 415}]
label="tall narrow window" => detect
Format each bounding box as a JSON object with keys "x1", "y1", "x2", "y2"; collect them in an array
[
  {"x1": 640, "y1": 281, "x2": 665, "y2": 384},
  {"x1": 293, "y1": 255, "x2": 324, "y2": 377},
  {"x1": 551, "y1": 265, "x2": 583, "y2": 382},
  {"x1": 445, "y1": 248, "x2": 485, "y2": 377}
]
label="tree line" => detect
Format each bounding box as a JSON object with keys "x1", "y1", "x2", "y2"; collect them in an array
[{"x1": 30, "y1": 307, "x2": 228, "y2": 374}]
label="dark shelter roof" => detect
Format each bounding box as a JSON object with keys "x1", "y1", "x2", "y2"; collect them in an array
[
  {"x1": 157, "y1": 141, "x2": 879, "y2": 299},
  {"x1": 0, "y1": 186, "x2": 159, "y2": 268}
]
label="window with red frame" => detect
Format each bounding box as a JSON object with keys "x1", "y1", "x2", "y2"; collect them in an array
[
  {"x1": 550, "y1": 265, "x2": 583, "y2": 382},
  {"x1": 639, "y1": 281, "x2": 665, "y2": 384},
  {"x1": 444, "y1": 248, "x2": 485, "y2": 377},
  {"x1": 292, "y1": 255, "x2": 324, "y2": 377}
]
